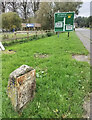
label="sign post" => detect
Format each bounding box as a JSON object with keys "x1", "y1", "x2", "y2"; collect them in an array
[
  {"x1": 54, "y1": 12, "x2": 74, "y2": 37},
  {"x1": 58, "y1": 32, "x2": 59, "y2": 38},
  {"x1": 68, "y1": 32, "x2": 69, "y2": 37}
]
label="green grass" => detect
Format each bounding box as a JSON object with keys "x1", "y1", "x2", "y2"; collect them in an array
[{"x1": 2, "y1": 32, "x2": 90, "y2": 118}]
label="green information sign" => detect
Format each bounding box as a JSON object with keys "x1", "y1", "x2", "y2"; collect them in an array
[{"x1": 54, "y1": 12, "x2": 74, "y2": 32}]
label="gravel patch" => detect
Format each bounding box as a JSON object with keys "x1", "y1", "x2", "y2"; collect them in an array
[{"x1": 72, "y1": 54, "x2": 90, "y2": 63}]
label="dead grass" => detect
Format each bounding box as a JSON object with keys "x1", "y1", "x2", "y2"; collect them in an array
[
  {"x1": 34, "y1": 53, "x2": 49, "y2": 58},
  {"x1": 3, "y1": 50, "x2": 16, "y2": 54}
]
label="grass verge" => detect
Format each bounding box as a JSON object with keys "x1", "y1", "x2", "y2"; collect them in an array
[{"x1": 2, "y1": 32, "x2": 90, "y2": 118}]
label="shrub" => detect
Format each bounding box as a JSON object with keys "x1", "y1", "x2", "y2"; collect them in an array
[
  {"x1": 46, "y1": 32, "x2": 53, "y2": 37},
  {"x1": 41, "y1": 35, "x2": 45, "y2": 38},
  {"x1": 33, "y1": 35, "x2": 37, "y2": 40},
  {"x1": 2, "y1": 12, "x2": 21, "y2": 31}
]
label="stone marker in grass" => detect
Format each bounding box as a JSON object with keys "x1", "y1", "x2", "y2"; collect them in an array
[{"x1": 7, "y1": 65, "x2": 36, "y2": 111}]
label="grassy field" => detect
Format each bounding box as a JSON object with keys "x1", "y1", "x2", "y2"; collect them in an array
[{"x1": 2, "y1": 32, "x2": 90, "y2": 118}]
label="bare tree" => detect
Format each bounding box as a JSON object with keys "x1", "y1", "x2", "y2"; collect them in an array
[
  {"x1": 7, "y1": 1, "x2": 20, "y2": 13},
  {"x1": 19, "y1": 0, "x2": 30, "y2": 21},
  {"x1": 0, "y1": 0, "x2": 40, "y2": 21},
  {"x1": 31, "y1": 0, "x2": 40, "y2": 14},
  {"x1": 1, "y1": 1, "x2": 7, "y2": 13},
  {"x1": 19, "y1": 0, "x2": 39, "y2": 22}
]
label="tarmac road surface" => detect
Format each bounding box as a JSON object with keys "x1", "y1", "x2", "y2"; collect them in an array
[
  {"x1": 75, "y1": 28, "x2": 90, "y2": 52},
  {"x1": 75, "y1": 28, "x2": 92, "y2": 65}
]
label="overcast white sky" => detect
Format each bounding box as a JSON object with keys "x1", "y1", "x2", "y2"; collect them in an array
[{"x1": 78, "y1": 0, "x2": 91, "y2": 17}]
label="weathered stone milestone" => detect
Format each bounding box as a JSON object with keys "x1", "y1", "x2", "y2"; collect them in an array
[{"x1": 7, "y1": 65, "x2": 36, "y2": 111}]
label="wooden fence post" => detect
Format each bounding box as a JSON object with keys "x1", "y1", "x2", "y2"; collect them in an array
[
  {"x1": 41, "y1": 30, "x2": 43, "y2": 35},
  {"x1": 36, "y1": 31, "x2": 37, "y2": 37},
  {"x1": 14, "y1": 32, "x2": 17, "y2": 40},
  {"x1": 27, "y1": 32, "x2": 29, "y2": 38}
]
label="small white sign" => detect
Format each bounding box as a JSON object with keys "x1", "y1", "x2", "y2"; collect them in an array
[
  {"x1": 55, "y1": 22, "x2": 63, "y2": 28},
  {"x1": 66, "y1": 25, "x2": 73, "y2": 30}
]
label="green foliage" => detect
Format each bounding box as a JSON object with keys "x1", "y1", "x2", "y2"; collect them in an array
[
  {"x1": 46, "y1": 32, "x2": 53, "y2": 37},
  {"x1": 2, "y1": 12, "x2": 22, "y2": 31},
  {"x1": 2, "y1": 32, "x2": 90, "y2": 118},
  {"x1": 75, "y1": 16, "x2": 91, "y2": 28},
  {"x1": 26, "y1": 17, "x2": 36, "y2": 23},
  {"x1": 54, "y1": 2, "x2": 83, "y2": 15},
  {"x1": 35, "y1": 3, "x2": 54, "y2": 30},
  {"x1": 35, "y1": 2, "x2": 82, "y2": 30}
]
